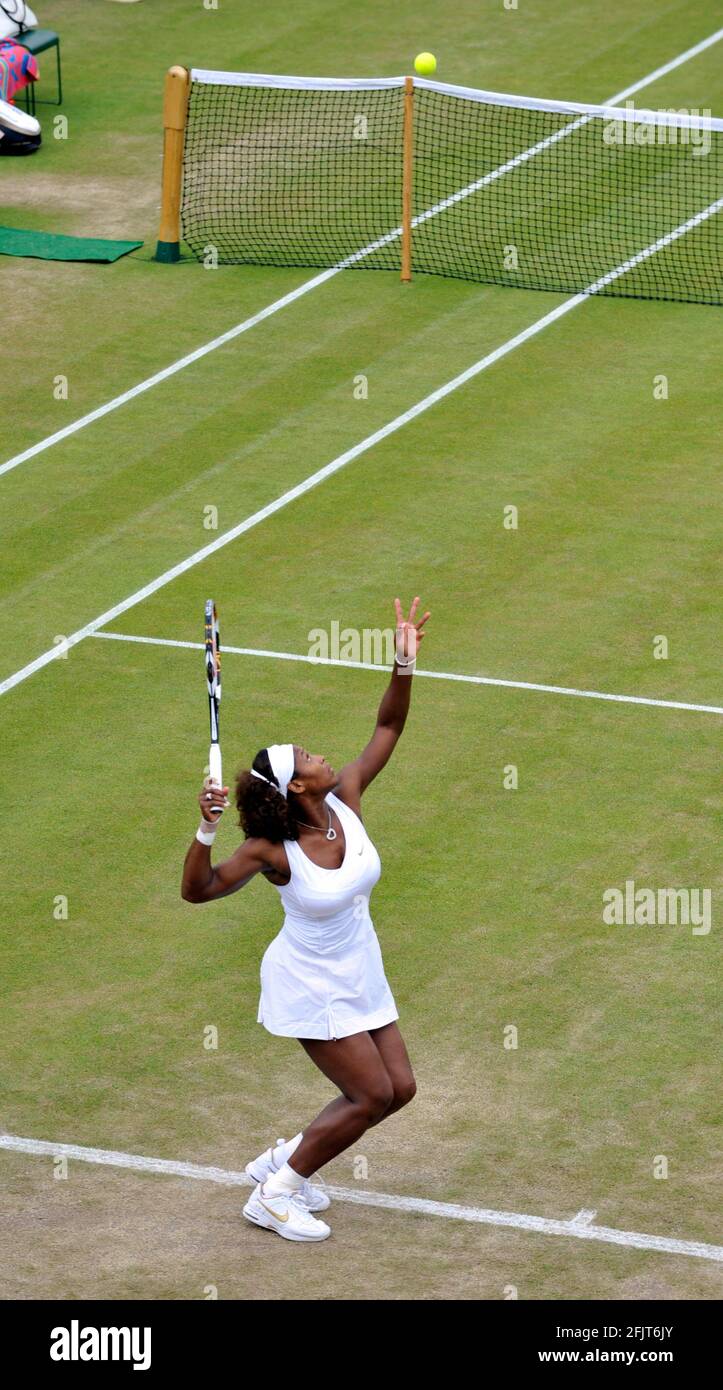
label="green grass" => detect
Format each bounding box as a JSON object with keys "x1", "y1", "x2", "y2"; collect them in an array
[{"x1": 0, "y1": 0, "x2": 721, "y2": 1300}]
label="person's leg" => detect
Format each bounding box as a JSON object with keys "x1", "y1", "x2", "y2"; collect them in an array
[
  {"x1": 286, "y1": 1024, "x2": 417, "y2": 1178},
  {"x1": 365, "y1": 1022, "x2": 417, "y2": 1124},
  {"x1": 286, "y1": 1031, "x2": 395, "y2": 1178}
]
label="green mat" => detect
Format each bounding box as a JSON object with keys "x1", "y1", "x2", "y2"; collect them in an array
[{"x1": 0, "y1": 226, "x2": 143, "y2": 263}]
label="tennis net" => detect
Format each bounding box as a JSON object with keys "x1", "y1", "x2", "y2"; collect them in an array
[{"x1": 180, "y1": 70, "x2": 723, "y2": 305}]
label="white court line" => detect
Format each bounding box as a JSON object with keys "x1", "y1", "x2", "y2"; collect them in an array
[
  {"x1": 1, "y1": 26, "x2": 721, "y2": 480},
  {"x1": 1, "y1": 190, "x2": 720, "y2": 705},
  {"x1": 91, "y1": 631, "x2": 723, "y2": 716},
  {"x1": 1, "y1": 1134, "x2": 721, "y2": 1263},
  {"x1": 572, "y1": 1209, "x2": 599, "y2": 1226},
  {"x1": 0, "y1": 269, "x2": 340, "y2": 479}
]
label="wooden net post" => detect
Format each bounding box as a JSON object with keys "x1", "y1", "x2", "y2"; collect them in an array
[
  {"x1": 401, "y1": 75, "x2": 414, "y2": 282},
  {"x1": 155, "y1": 66, "x2": 190, "y2": 263}
]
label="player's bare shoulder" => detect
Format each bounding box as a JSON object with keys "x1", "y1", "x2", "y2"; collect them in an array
[
  {"x1": 249, "y1": 835, "x2": 291, "y2": 884},
  {"x1": 331, "y1": 766, "x2": 363, "y2": 818}
]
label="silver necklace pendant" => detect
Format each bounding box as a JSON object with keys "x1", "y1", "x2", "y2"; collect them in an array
[{"x1": 326, "y1": 826, "x2": 337, "y2": 841}]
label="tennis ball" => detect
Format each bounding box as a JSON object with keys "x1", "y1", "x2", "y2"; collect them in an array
[{"x1": 414, "y1": 52, "x2": 437, "y2": 76}]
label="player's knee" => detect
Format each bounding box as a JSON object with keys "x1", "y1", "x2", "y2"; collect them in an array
[
  {"x1": 360, "y1": 1079, "x2": 395, "y2": 1119},
  {"x1": 396, "y1": 1076, "x2": 417, "y2": 1108}
]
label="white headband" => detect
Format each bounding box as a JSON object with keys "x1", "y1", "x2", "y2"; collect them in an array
[{"x1": 250, "y1": 743, "x2": 296, "y2": 799}]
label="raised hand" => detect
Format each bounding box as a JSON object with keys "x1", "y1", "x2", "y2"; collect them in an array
[{"x1": 394, "y1": 595, "x2": 431, "y2": 665}]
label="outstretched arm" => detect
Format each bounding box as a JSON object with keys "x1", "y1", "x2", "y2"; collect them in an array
[{"x1": 336, "y1": 597, "x2": 430, "y2": 807}]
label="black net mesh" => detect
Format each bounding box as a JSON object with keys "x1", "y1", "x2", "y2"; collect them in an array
[
  {"x1": 181, "y1": 77, "x2": 723, "y2": 305},
  {"x1": 412, "y1": 89, "x2": 722, "y2": 304},
  {"x1": 182, "y1": 82, "x2": 404, "y2": 271}
]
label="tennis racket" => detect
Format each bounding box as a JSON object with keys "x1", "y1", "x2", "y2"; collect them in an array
[{"x1": 204, "y1": 599, "x2": 224, "y2": 812}]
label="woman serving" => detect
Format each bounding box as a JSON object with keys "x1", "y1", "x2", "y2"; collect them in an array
[{"x1": 182, "y1": 597, "x2": 430, "y2": 1242}]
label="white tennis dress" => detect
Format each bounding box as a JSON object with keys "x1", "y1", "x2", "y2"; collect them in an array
[{"x1": 257, "y1": 792, "x2": 399, "y2": 1040}]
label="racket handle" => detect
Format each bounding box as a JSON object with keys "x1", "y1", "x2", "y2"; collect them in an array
[{"x1": 209, "y1": 742, "x2": 223, "y2": 788}]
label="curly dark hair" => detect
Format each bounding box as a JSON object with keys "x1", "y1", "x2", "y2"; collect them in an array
[{"x1": 235, "y1": 747, "x2": 302, "y2": 843}]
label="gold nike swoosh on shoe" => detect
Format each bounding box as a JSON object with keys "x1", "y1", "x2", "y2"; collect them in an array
[{"x1": 259, "y1": 1195, "x2": 289, "y2": 1222}]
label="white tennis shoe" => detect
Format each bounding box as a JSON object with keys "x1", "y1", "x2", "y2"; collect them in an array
[
  {"x1": 245, "y1": 1137, "x2": 331, "y2": 1212},
  {"x1": 243, "y1": 1182, "x2": 331, "y2": 1242}
]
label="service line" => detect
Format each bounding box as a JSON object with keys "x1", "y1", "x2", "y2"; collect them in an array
[{"x1": 91, "y1": 631, "x2": 723, "y2": 717}]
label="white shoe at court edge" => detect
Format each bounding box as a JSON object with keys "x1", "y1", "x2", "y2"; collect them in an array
[
  {"x1": 243, "y1": 1182, "x2": 331, "y2": 1242},
  {"x1": 245, "y1": 1137, "x2": 331, "y2": 1212}
]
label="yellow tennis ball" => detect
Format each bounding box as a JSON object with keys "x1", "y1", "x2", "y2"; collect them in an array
[{"x1": 414, "y1": 52, "x2": 437, "y2": 76}]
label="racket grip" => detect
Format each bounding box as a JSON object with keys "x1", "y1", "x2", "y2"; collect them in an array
[{"x1": 209, "y1": 742, "x2": 223, "y2": 787}]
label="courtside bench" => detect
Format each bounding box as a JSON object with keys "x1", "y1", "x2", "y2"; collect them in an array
[{"x1": 18, "y1": 28, "x2": 62, "y2": 114}]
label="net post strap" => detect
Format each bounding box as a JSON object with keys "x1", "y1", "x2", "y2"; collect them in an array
[{"x1": 401, "y1": 76, "x2": 413, "y2": 282}]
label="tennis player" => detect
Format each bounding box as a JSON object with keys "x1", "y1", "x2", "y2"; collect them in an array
[{"x1": 181, "y1": 597, "x2": 430, "y2": 1241}]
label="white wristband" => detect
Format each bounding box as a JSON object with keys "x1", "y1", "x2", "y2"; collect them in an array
[
  {"x1": 395, "y1": 625, "x2": 417, "y2": 672},
  {"x1": 196, "y1": 820, "x2": 218, "y2": 845}
]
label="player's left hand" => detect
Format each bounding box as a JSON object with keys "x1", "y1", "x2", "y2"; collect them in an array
[{"x1": 394, "y1": 595, "x2": 431, "y2": 664}]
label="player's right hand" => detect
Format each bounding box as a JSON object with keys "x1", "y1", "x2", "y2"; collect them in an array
[{"x1": 199, "y1": 777, "x2": 230, "y2": 822}]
